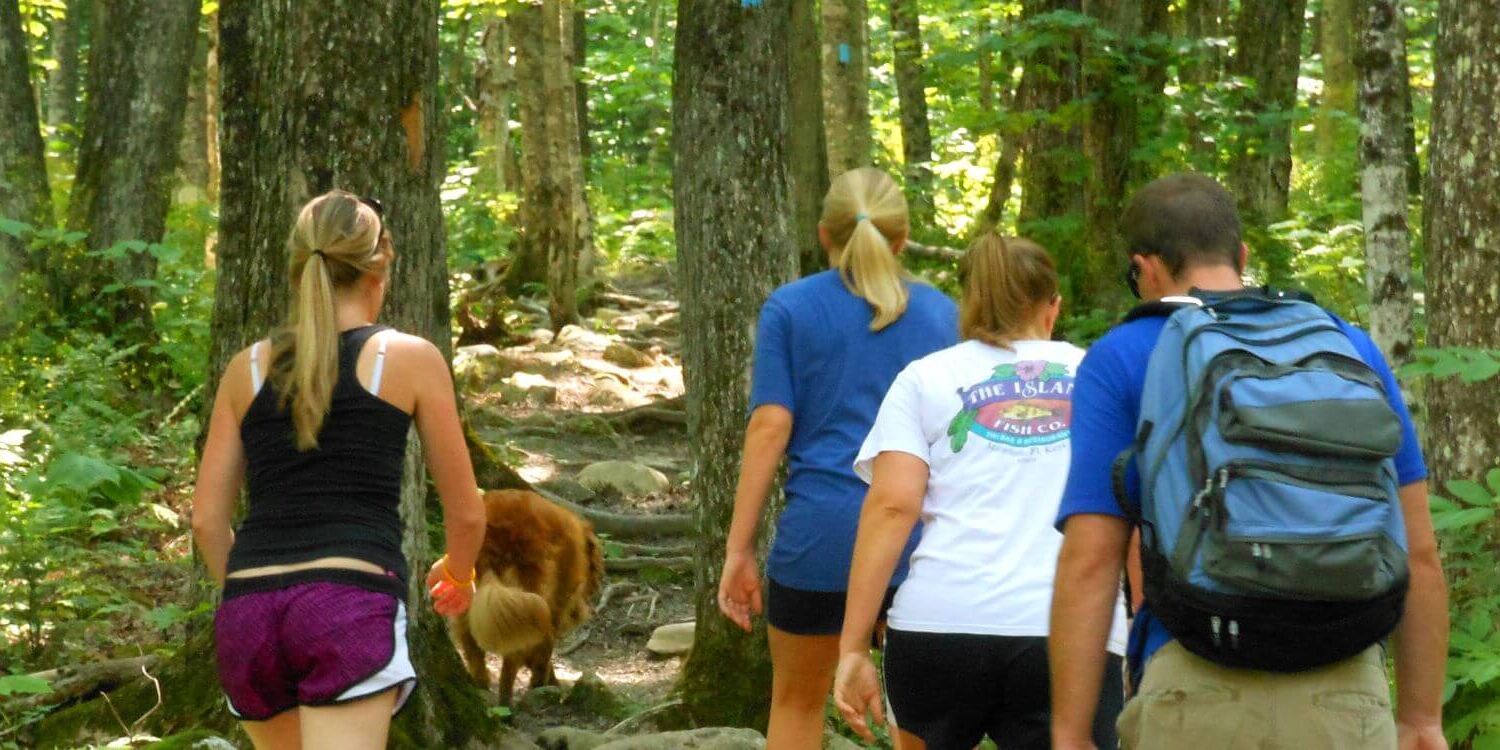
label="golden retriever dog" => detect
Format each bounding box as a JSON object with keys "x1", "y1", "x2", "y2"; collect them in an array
[{"x1": 448, "y1": 489, "x2": 605, "y2": 705}]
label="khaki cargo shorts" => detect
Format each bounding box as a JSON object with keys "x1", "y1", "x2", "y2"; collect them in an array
[{"x1": 1117, "y1": 641, "x2": 1395, "y2": 750}]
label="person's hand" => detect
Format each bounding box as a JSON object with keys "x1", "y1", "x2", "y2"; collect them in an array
[
  {"x1": 717, "y1": 549, "x2": 762, "y2": 633},
  {"x1": 426, "y1": 556, "x2": 475, "y2": 617},
  {"x1": 1397, "y1": 720, "x2": 1447, "y2": 750},
  {"x1": 832, "y1": 651, "x2": 885, "y2": 742}
]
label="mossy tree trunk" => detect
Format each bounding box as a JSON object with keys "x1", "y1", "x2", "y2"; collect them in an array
[
  {"x1": 1424, "y1": 0, "x2": 1500, "y2": 517},
  {"x1": 673, "y1": 0, "x2": 797, "y2": 728},
  {"x1": 0, "y1": 0, "x2": 52, "y2": 278},
  {"x1": 476, "y1": 14, "x2": 519, "y2": 193},
  {"x1": 790, "y1": 0, "x2": 831, "y2": 275},
  {"x1": 888, "y1": 0, "x2": 935, "y2": 229},
  {"x1": 64, "y1": 0, "x2": 200, "y2": 338},
  {"x1": 821, "y1": 0, "x2": 872, "y2": 175},
  {"x1": 1226, "y1": 0, "x2": 1308, "y2": 286},
  {"x1": 1316, "y1": 0, "x2": 1358, "y2": 194},
  {"x1": 43, "y1": 0, "x2": 84, "y2": 140}
]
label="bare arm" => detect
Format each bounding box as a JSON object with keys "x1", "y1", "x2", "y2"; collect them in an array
[
  {"x1": 1050, "y1": 514, "x2": 1131, "y2": 749},
  {"x1": 191, "y1": 359, "x2": 248, "y2": 587},
  {"x1": 412, "y1": 341, "x2": 486, "y2": 579},
  {"x1": 725, "y1": 405, "x2": 794, "y2": 555},
  {"x1": 1392, "y1": 480, "x2": 1449, "y2": 733},
  {"x1": 839, "y1": 451, "x2": 926, "y2": 654}
]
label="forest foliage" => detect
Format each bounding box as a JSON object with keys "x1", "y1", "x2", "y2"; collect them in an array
[{"x1": 1, "y1": 0, "x2": 1498, "y2": 746}]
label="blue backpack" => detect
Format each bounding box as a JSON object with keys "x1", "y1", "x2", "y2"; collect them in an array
[{"x1": 1114, "y1": 292, "x2": 1409, "y2": 671}]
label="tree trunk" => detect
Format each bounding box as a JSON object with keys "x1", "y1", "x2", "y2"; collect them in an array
[
  {"x1": 1423, "y1": 0, "x2": 1500, "y2": 493},
  {"x1": 1317, "y1": 0, "x2": 1358, "y2": 193},
  {"x1": 205, "y1": 10, "x2": 221, "y2": 204},
  {"x1": 1357, "y1": 0, "x2": 1413, "y2": 366},
  {"x1": 673, "y1": 0, "x2": 796, "y2": 728},
  {"x1": 1180, "y1": 0, "x2": 1229, "y2": 165},
  {"x1": 44, "y1": 0, "x2": 83, "y2": 139},
  {"x1": 178, "y1": 15, "x2": 212, "y2": 198},
  {"x1": 0, "y1": 0, "x2": 52, "y2": 278},
  {"x1": 213, "y1": 2, "x2": 493, "y2": 743},
  {"x1": 574, "y1": 7, "x2": 591, "y2": 171},
  {"x1": 821, "y1": 0, "x2": 872, "y2": 174},
  {"x1": 1081, "y1": 0, "x2": 1171, "y2": 308},
  {"x1": 789, "y1": 0, "x2": 831, "y2": 275},
  {"x1": 1016, "y1": 0, "x2": 1087, "y2": 305},
  {"x1": 888, "y1": 0, "x2": 935, "y2": 229},
  {"x1": 64, "y1": 0, "x2": 200, "y2": 337},
  {"x1": 476, "y1": 15, "x2": 517, "y2": 193},
  {"x1": 1226, "y1": 0, "x2": 1308, "y2": 286},
  {"x1": 506, "y1": 0, "x2": 593, "y2": 327}
]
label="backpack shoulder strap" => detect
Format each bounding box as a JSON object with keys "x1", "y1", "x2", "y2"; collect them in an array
[{"x1": 1121, "y1": 296, "x2": 1203, "y2": 323}]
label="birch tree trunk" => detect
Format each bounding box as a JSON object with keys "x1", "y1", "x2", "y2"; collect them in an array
[
  {"x1": 1357, "y1": 0, "x2": 1413, "y2": 366},
  {"x1": 821, "y1": 0, "x2": 872, "y2": 174},
  {"x1": 1227, "y1": 0, "x2": 1308, "y2": 286},
  {"x1": 790, "y1": 0, "x2": 831, "y2": 275},
  {"x1": 1423, "y1": 0, "x2": 1500, "y2": 493},
  {"x1": 888, "y1": 0, "x2": 935, "y2": 228},
  {"x1": 0, "y1": 0, "x2": 52, "y2": 279},
  {"x1": 65, "y1": 0, "x2": 200, "y2": 336},
  {"x1": 674, "y1": 0, "x2": 797, "y2": 727},
  {"x1": 476, "y1": 15, "x2": 518, "y2": 193},
  {"x1": 507, "y1": 0, "x2": 593, "y2": 327}
]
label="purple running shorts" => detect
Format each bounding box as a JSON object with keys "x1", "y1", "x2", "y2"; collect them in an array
[{"x1": 213, "y1": 571, "x2": 416, "y2": 721}]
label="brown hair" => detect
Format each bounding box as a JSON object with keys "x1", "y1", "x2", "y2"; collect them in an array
[
  {"x1": 1122, "y1": 173, "x2": 1243, "y2": 274},
  {"x1": 269, "y1": 190, "x2": 391, "y2": 450},
  {"x1": 959, "y1": 233, "x2": 1058, "y2": 349},
  {"x1": 820, "y1": 167, "x2": 911, "y2": 331}
]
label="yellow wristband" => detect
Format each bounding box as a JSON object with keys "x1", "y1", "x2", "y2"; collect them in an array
[{"x1": 440, "y1": 555, "x2": 476, "y2": 588}]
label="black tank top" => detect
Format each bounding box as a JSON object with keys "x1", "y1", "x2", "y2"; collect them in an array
[{"x1": 226, "y1": 325, "x2": 414, "y2": 590}]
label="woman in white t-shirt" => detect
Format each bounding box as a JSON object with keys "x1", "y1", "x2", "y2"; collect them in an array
[{"x1": 831, "y1": 233, "x2": 1127, "y2": 750}]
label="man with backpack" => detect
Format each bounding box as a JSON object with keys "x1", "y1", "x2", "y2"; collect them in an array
[{"x1": 1049, "y1": 173, "x2": 1449, "y2": 750}]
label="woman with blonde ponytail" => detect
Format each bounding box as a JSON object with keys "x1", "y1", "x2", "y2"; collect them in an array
[
  {"x1": 716, "y1": 168, "x2": 958, "y2": 748},
  {"x1": 192, "y1": 190, "x2": 486, "y2": 749},
  {"x1": 832, "y1": 233, "x2": 1127, "y2": 750}
]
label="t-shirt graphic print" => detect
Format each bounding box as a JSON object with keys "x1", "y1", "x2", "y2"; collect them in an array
[
  {"x1": 856, "y1": 339, "x2": 1126, "y2": 653},
  {"x1": 948, "y1": 360, "x2": 1074, "y2": 452}
]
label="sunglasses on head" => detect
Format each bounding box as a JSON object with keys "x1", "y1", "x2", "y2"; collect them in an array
[{"x1": 359, "y1": 196, "x2": 385, "y2": 219}]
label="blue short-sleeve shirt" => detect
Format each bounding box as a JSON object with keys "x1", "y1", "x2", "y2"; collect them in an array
[
  {"x1": 1055, "y1": 303, "x2": 1427, "y2": 678},
  {"x1": 750, "y1": 270, "x2": 959, "y2": 591}
]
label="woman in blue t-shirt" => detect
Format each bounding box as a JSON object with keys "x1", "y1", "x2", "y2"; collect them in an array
[{"x1": 716, "y1": 167, "x2": 959, "y2": 748}]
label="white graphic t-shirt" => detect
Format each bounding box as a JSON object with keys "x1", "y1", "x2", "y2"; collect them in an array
[{"x1": 854, "y1": 339, "x2": 1127, "y2": 654}]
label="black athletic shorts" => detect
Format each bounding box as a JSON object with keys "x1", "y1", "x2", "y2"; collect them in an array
[
  {"x1": 764, "y1": 578, "x2": 898, "y2": 636},
  {"x1": 883, "y1": 629, "x2": 1124, "y2": 750}
]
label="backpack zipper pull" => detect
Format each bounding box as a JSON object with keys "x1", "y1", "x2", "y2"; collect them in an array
[
  {"x1": 1211, "y1": 615, "x2": 1223, "y2": 648},
  {"x1": 1229, "y1": 620, "x2": 1241, "y2": 649}
]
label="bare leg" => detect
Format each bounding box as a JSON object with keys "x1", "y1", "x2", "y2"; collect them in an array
[
  {"x1": 300, "y1": 688, "x2": 398, "y2": 750},
  {"x1": 767, "y1": 626, "x2": 840, "y2": 750},
  {"x1": 527, "y1": 642, "x2": 557, "y2": 688},
  {"x1": 454, "y1": 621, "x2": 491, "y2": 688},
  {"x1": 241, "y1": 710, "x2": 301, "y2": 750},
  {"x1": 498, "y1": 655, "x2": 521, "y2": 706}
]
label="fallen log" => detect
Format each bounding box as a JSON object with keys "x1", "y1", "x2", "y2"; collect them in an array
[
  {"x1": 605, "y1": 556, "x2": 693, "y2": 573},
  {"x1": 4, "y1": 655, "x2": 159, "y2": 714},
  {"x1": 600, "y1": 397, "x2": 685, "y2": 430},
  {"x1": 607, "y1": 541, "x2": 693, "y2": 557},
  {"x1": 544, "y1": 493, "x2": 694, "y2": 539},
  {"x1": 904, "y1": 240, "x2": 965, "y2": 263}
]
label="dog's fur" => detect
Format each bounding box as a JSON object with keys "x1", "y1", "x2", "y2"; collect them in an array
[{"x1": 448, "y1": 490, "x2": 605, "y2": 705}]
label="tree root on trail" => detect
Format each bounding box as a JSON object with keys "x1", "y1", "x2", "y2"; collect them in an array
[
  {"x1": 600, "y1": 396, "x2": 685, "y2": 431},
  {"x1": 605, "y1": 556, "x2": 692, "y2": 573},
  {"x1": 608, "y1": 541, "x2": 692, "y2": 557},
  {"x1": 8, "y1": 655, "x2": 160, "y2": 714}
]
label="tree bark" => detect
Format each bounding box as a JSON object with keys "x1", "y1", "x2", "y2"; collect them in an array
[
  {"x1": 1180, "y1": 0, "x2": 1229, "y2": 164},
  {"x1": 673, "y1": 0, "x2": 797, "y2": 728},
  {"x1": 574, "y1": 7, "x2": 591, "y2": 171},
  {"x1": 213, "y1": 2, "x2": 493, "y2": 743},
  {"x1": 0, "y1": 0, "x2": 52, "y2": 278},
  {"x1": 789, "y1": 0, "x2": 831, "y2": 275},
  {"x1": 64, "y1": 0, "x2": 200, "y2": 336},
  {"x1": 1081, "y1": 0, "x2": 1171, "y2": 308},
  {"x1": 44, "y1": 0, "x2": 84, "y2": 138},
  {"x1": 1357, "y1": 0, "x2": 1413, "y2": 366},
  {"x1": 821, "y1": 0, "x2": 872, "y2": 174},
  {"x1": 204, "y1": 10, "x2": 221, "y2": 204},
  {"x1": 1317, "y1": 0, "x2": 1358, "y2": 193},
  {"x1": 179, "y1": 15, "x2": 212, "y2": 197},
  {"x1": 888, "y1": 0, "x2": 935, "y2": 228},
  {"x1": 506, "y1": 0, "x2": 593, "y2": 328},
  {"x1": 1423, "y1": 0, "x2": 1500, "y2": 493},
  {"x1": 476, "y1": 15, "x2": 518, "y2": 193},
  {"x1": 1226, "y1": 0, "x2": 1308, "y2": 286}
]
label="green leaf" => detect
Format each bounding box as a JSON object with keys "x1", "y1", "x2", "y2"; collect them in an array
[
  {"x1": 45, "y1": 453, "x2": 121, "y2": 492},
  {"x1": 0, "y1": 674, "x2": 51, "y2": 697},
  {"x1": 1445, "y1": 479, "x2": 1496, "y2": 508},
  {"x1": 1433, "y1": 507, "x2": 1496, "y2": 532},
  {"x1": 0, "y1": 217, "x2": 30, "y2": 238},
  {"x1": 1487, "y1": 468, "x2": 1500, "y2": 496},
  {"x1": 145, "y1": 604, "x2": 190, "y2": 630}
]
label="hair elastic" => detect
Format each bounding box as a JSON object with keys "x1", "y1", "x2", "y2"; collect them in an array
[
  {"x1": 855, "y1": 212, "x2": 869, "y2": 222},
  {"x1": 310, "y1": 249, "x2": 327, "y2": 260}
]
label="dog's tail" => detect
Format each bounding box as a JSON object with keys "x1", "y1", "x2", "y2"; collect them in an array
[{"x1": 465, "y1": 572, "x2": 554, "y2": 656}]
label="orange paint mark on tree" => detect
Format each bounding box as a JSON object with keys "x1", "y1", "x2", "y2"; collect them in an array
[{"x1": 401, "y1": 91, "x2": 425, "y2": 171}]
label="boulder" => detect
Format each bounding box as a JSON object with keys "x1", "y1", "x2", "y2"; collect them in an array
[
  {"x1": 645, "y1": 622, "x2": 695, "y2": 659},
  {"x1": 538, "y1": 727, "x2": 611, "y2": 750},
  {"x1": 538, "y1": 477, "x2": 597, "y2": 504},
  {"x1": 604, "y1": 342, "x2": 654, "y2": 369},
  {"x1": 454, "y1": 344, "x2": 524, "y2": 387},
  {"x1": 578, "y1": 461, "x2": 671, "y2": 497},
  {"x1": 593, "y1": 728, "x2": 765, "y2": 750},
  {"x1": 556, "y1": 324, "x2": 612, "y2": 351},
  {"x1": 564, "y1": 671, "x2": 629, "y2": 721},
  {"x1": 516, "y1": 685, "x2": 565, "y2": 713},
  {"x1": 529, "y1": 327, "x2": 557, "y2": 345}
]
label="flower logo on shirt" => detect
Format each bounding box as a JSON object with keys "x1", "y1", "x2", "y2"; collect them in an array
[{"x1": 947, "y1": 360, "x2": 1075, "y2": 451}]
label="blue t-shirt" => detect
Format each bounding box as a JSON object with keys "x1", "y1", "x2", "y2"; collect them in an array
[
  {"x1": 1055, "y1": 305, "x2": 1427, "y2": 680},
  {"x1": 749, "y1": 270, "x2": 959, "y2": 590}
]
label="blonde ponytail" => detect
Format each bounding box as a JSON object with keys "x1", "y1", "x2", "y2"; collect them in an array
[
  {"x1": 270, "y1": 191, "x2": 390, "y2": 450},
  {"x1": 959, "y1": 232, "x2": 1058, "y2": 349},
  {"x1": 821, "y1": 168, "x2": 911, "y2": 331}
]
